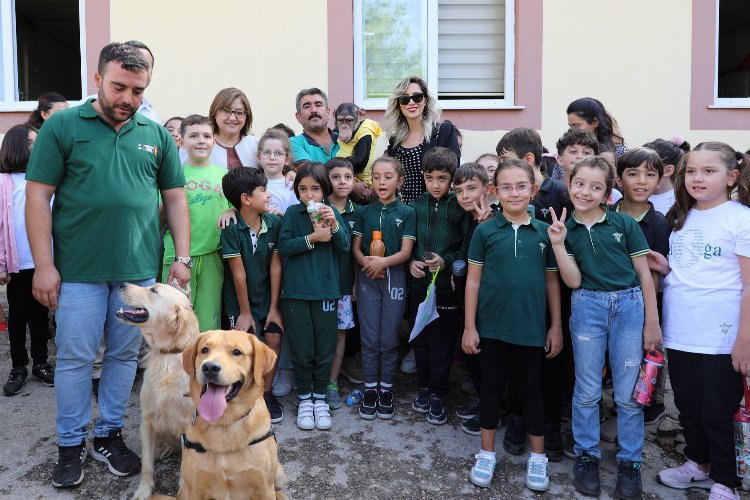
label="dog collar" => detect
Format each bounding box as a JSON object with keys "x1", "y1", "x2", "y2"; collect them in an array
[
  {"x1": 159, "y1": 347, "x2": 184, "y2": 355},
  {"x1": 181, "y1": 427, "x2": 276, "y2": 454}
]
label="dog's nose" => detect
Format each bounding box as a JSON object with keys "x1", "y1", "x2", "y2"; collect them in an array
[{"x1": 202, "y1": 361, "x2": 221, "y2": 378}]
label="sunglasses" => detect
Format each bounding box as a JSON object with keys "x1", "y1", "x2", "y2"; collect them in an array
[{"x1": 397, "y1": 92, "x2": 425, "y2": 106}]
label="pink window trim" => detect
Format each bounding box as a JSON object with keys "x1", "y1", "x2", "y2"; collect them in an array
[
  {"x1": 690, "y1": 0, "x2": 749, "y2": 130},
  {"x1": 327, "y1": 0, "x2": 543, "y2": 131}
]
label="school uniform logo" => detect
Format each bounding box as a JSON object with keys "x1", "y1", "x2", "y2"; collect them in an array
[
  {"x1": 539, "y1": 242, "x2": 546, "y2": 253},
  {"x1": 612, "y1": 232, "x2": 623, "y2": 243},
  {"x1": 539, "y1": 208, "x2": 550, "y2": 218},
  {"x1": 394, "y1": 218, "x2": 403, "y2": 227},
  {"x1": 349, "y1": 221, "x2": 355, "y2": 229},
  {"x1": 720, "y1": 323, "x2": 732, "y2": 335},
  {"x1": 137, "y1": 144, "x2": 158, "y2": 156},
  {"x1": 268, "y1": 242, "x2": 275, "y2": 250}
]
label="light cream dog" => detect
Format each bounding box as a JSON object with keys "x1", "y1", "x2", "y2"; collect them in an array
[{"x1": 117, "y1": 282, "x2": 198, "y2": 500}]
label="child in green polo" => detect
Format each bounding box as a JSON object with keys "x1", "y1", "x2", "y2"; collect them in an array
[
  {"x1": 162, "y1": 115, "x2": 231, "y2": 331},
  {"x1": 279, "y1": 163, "x2": 350, "y2": 431},
  {"x1": 220, "y1": 167, "x2": 284, "y2": 424},
  {"x1": 462, "y1": 159, "x2": 562, "y2": 492}
]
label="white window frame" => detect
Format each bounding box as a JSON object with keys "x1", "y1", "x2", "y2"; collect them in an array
[
  {"x1": 0, "y1": 0, "x2": 86, "y2": 111},
  {"x1": 711, "y1": 0, "x2": 750, "y2": 108},
  {"x1": 353, "y1": 0, "x2": 516, "y2": 110}
]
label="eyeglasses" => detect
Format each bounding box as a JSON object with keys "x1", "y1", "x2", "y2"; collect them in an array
[
  {"x1": 497, "y1": 183, "x2": 532, "y2": 195},
  {"x1": 397, "y1": 92, "x2": 425, "y2": 106},
  {"x1": 219, "y1": 107, "x2": 247, "y2": 119},
  {"x1": 261, "y1": 150, "x2": 286, "y2": 158}
]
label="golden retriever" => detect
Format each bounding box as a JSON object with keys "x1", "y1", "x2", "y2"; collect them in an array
[
  {"x1": 116, "y1": 282, "x2": 199, "y2": 500},
  {"x1": 179, "y1": 330, "x2": 287, "y2": 500}
]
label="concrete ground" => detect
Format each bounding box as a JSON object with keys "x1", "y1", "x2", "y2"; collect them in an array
[{"x1": 0, "y1": 285, "x2": 743, "y2": 499}]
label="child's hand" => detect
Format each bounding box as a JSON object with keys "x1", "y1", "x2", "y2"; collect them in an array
[
  {"x1": 647, "y1": 250, "x2": 671, "y2": 276},
  {"x1": 265, "y1": 308, "x2": 284, "y2": 331},
  {"x1": 235, "y1": 312, "x2": 255, "y2": 333},
  {"x1": 410, "y1": 260, "x2": 427, "y2": 278},
  {"x1": 284, "y1": 170, "x2": 296, "y2": 187},
  {"x1": 309, "y1": 224, "x2": 332, "y2": 244},
  {"x1": 473, "y1": 196, "x2": 493, "y2": 222},
  {"x1": 363, "y1": 256, "x2": 387, "y2": 279},
  {"x1": 462, "y1": 327, "x2": 481, "y2": 354},
  {"x1": 643, "y1": 321, "x2": 663, "y2": 351},
  {"x1": 318, "y1": 205, "x2": 337, "y2": 224},
  {"x1": 733, "y1": 337, "x2": 750, "y2": 376},
  {"x1": 545, "y1": 325, "x2": 563, "y2": 358},
  {"x1": 425, "y1": 253, "x2": 444, "y2": 273},
  {"x1": 217, "y1": 208, "x2": 238, "y2": 229},
  {"x1": 547, "y1": 207, "x2": 568, "y2": 245},
  {"x1": 0, "y1": 271, "x2": 9, "y2": 286},
  {"x1": 351, "y1": 283, "x2": 357, "y2": 302}
]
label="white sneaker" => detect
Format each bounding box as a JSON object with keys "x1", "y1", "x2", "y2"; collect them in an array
[
  {"x1": 272, "y1": 369, "x2": 294, "y2": 397},
  {"x1": 708, "y1": 483, "x2": 740, "y2": 500},
  {"x1": 469, "y1": 452, "x2": 496, "y2": 488},
  {"x1": 313, "y1": 399, "x2": 332, "y2": 430},
  {"x1": 296, "y1": 399, "x2": 315, "y2": 430},
  {"x1": 658, "y1": 459, "x2": 713, "y2": 490},
  {"x1": 400, "y1": 349, "x2": 417, "y2": 374},
  {"x1": 526, "y1": 455, "x2": 549, "y2": 492}
]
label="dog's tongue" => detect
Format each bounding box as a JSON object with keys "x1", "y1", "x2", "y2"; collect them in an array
[{"x1": 199, "y1": 383, "x2": 228, "y2": 422}]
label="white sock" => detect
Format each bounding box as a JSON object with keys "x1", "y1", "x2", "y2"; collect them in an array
[
  {"x1": 478, "y1": 449, "x2": 496, "y2": 460},
  {"x1": 530, "y1": 452, "x2": 546, "y2": 459}
]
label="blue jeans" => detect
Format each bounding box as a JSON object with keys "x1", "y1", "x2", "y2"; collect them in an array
[
  {"x1": 55, "y1": 279, "x2": 154, "y2": 446},
  {"x1": 570, "y1": 287, "x2": 645, "y2": 463}
]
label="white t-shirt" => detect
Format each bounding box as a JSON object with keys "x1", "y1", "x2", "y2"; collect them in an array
[
  {"x1": 650, "y1": 189, "x2": 675, "y2": 216},
  {"x1": 609, "y1": 188, "x2": 623, "y2": 205},
  {"x1": 266, "y1": 178, "x2": 297, "y2": 215},
  {"x1": 663, "y1": 201, "x2": 750, "y2": 354},
  {"x1": 11, "y1": 173, "x2": 33, "y2": 270}
]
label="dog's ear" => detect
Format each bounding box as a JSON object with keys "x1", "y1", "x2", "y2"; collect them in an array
[
  {"x1": 182, "y1": 337, "x2": 199, "y2": 376},
  {"x1": 172, "y1": 304, "x2": 183, "y2": 334},
  {"x1": 250, "y1": 336, "x2": 277, "y2": 389}
]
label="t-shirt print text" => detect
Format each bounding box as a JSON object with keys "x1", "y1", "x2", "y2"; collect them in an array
[
  {"x1": 137, "y1": 144, "x2": 158, "y2": 156},
  {"x1": 669, "y1": 229, "x2": 722, "y2": 269}
]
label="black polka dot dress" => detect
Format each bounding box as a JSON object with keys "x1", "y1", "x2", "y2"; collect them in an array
[{"x1": 394, "y1": 144, "x2": 425, "y2": 204}]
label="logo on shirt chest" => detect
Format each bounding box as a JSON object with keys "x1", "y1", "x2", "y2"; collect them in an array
[
  {"x1": 539, "y1": 207, "x2": 550, "y2": 218},
  {"x1": 720, "y1": 322, "x2": 732, "y2": 335},
  {"x1": 539, "y1": 242, "x2": 546, "y2": 253},
  {"x1": 137, "y1": 144, "x2": 158, "y2": 156},
  {"x1": 612, "y1": 232, "x2": 623, "y2": 243},
  {"x1": 349, "y1": 221, "x2": 355, "y2": 229},
  {"x1": 268, "y1": 242, "x2": 275, "y2": 250},
  {"x1": 394, "y1": 218, "x2": 403, "y2": 227}
]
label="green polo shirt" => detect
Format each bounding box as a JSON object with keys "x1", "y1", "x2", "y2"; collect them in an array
[
  {"x1": 564, "y1": 207, "x2": 649, "y2": 291},
  {"x1": 468, "y1": 212, "x2": 558, "y2": 346},
  {"x1": 290, "y1": 130, "x2": 340, "y2": 165},
  {"x1": 221, "y1": 212, "x2": 281, "y2": 320},
  {"x1": 278, "y1": 202, "x2": 350, "y2": 300},
  {"x1": 353, "y1": 199, "x2": 416, "y2": 257},
  {"x1": 331, "y1": 198, "x2": 359, "y2": 295},
  {"x1": 25, "y1": 99, "x2": 184, "y2": 282}
]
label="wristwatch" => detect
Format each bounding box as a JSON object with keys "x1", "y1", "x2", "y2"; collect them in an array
[{"x1": 174, "y1": 256, "x2": 193, "y2": 269}]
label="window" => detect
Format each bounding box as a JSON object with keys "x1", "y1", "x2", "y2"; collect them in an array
[
  {"x1": 353, "y1": 0, "x2": 514, "y2": 109},
  {"x1": 715, "y1": 0, "x2": 750, "y2": 106},
  {"x1": 0, "y1": 0, "x2": 85, "y2": 110}
]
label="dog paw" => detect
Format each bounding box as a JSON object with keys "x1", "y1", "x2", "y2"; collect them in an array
[{"x1": 131, "y1": 484, "x2": 152, "y2": 500}]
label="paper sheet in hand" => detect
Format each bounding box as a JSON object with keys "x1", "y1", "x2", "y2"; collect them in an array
[{"x1": 409, "y1": 269, "x2": 440, "y2": 342}]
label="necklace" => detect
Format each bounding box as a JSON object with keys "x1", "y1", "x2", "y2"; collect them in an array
[{"x1": 215, "y1": 136, "x2": 240, "y2": 149}]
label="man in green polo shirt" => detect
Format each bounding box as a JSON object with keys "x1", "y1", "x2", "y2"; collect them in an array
[
  {"x1": 25, "y1": 42, "x2": 190, "y2": 489},
  {"x1": 290, "y1": 88, "x2": 340, "y2": 166}
]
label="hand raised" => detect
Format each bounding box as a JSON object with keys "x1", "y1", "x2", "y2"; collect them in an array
[{"x1": 547, "y1": 207, "x2": 568, "y2": 245}]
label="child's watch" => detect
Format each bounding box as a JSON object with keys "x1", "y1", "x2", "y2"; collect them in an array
[{"x1": 174, "y1": 256, "x2": 193, "y2": 269}]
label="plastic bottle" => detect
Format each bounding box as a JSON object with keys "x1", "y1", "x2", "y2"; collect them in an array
[
  {"x1": 306, "y1": 200, "x2": 324, "y2": 225},
  {"x1": 632, "y1": 350, "x2": 664, "y2": 405},
  {"x1": 452, "y1": 259, "x2": 467, "y2": 308},
  {"x1": 735, "y1": 377, "x2": 750, "y2": 478},
  {"x1": 369, "y1": 231, "x2": 386, "y2": 279},
  {"x1": 346, "y1": 389, "x2": 363, "y2": 406}
]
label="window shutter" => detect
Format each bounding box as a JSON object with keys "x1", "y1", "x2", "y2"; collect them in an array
[{"x1": 437, "y1": 0, "x2": 505, "y2": 98}]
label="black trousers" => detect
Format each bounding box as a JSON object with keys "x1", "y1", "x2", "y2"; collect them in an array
[
  {"x1": 667, "y1": 348, "x2": 743, "y2": 489},
  {"x1": 409, "y1": 287, "x2": 460, "y2": 397},
  {"x1": 7, "y1": 269, "x2": 49, "y2": 368},
  {"x1": 479, "y1": 338, "x2": 544, "y2": 436}
]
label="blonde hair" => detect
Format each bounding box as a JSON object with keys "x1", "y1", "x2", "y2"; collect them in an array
[{"x1": 383, "y1": 76, "x2": 441, "y2": 147}]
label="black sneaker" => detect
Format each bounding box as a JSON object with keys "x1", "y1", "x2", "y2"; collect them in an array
[
  {"x1": 359, "y1": 389, "x2": 377, "y2": 420},
  {"x1": 264, "y1": 393, "x2": 284, "y2": 424},
  {"x1": 456, "y1": 397, "x2": 480, "y2": 419},
  {"x1": 51, "y1": 440, "x2": 87, "y2": 488},
  {"x1": 503, "y1": 414, "x2": 526, "y2": 455},
  {"x1": 573, "y1": 452, "x2": 601, "y2": 496},
  {"x1": 427, "y1": 394, "x2": 447, "y2": 425},
  {"x1": 461, "y1": 414, "x2": 481, "y2": 435},
  {"x1": 32, "y1": 363, "x2": 55, "y2": 386},
  {"x1": 3, "y1": 367, "x2": 28, "y2": 396},
  {"x1": 643, "y1": 403, "x2": 667, "y2": 425},
  {"x1": 376, "y1": 390, "x2": 395, "y2": 419},
  {"x1": 412, "y1": 387, "x2": 430, "y2": 414},
  {"x1": 614, "y1": 461, "x2": 642, "y2": 500},
  {"x1": 544, "y1": 423, "x2": 564, "y2": 463},
  {"x1": 91, "y1": 429, "x2": 141, "y2": 477}
]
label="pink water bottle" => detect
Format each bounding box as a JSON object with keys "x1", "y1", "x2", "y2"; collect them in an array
[
  {"x1": 734, "y1": 377, "x2": 750, "y2": 478},
  {"x1": 632, "y1": 350, "x2": 664, "y2": 405}
]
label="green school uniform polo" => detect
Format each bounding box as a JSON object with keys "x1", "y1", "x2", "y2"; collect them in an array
[
  {"x1": 564, "y1": 207, "x2": 649, "y2": 291},
  {"x1": 221, "y1": 212, "x2": 281, "y2": 320},
  {"x1": 279, "y1": 202, "x2": 350, "y2": 300},
  {"x1": 332, "y1": 198, "x2": 359, "y2": 295},
  {"x1": 353, "y1": 199, "x2": 416, "y2": 257},
  {"x1": 25, "y1": 99, "x2": 184, "y2": 282},
  {"x1": 468, "y1": 211, "x2": 558, "y2": 347}
]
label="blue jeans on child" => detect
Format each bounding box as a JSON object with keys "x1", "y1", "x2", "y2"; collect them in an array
[
  {"x1": 570, "y1": 286, "x2": 645, "y2": 463},
  {"x1": 55, "y1": 279, "x2": 154, "y2": 446}
]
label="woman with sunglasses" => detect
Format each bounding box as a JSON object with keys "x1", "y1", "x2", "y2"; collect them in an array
[{"x1": 384, "y1": 76, "x2": 460, "y2": 204}]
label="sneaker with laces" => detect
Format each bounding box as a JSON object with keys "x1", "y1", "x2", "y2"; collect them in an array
[
  {"x1": 400, "y1": 349, "x2": 417, "y2": 374},
  {"x1": 271, "y1": 369, "x2": 294, "y2": 397},
  {"x1": 657, "y1": 459, "x2": 713, "y2": 490},
  {"x1": 326, "y1": 383, "x2": 342, "y2": 410},
  {"x1": 573, "y1": 452, "x2": 601, "y2": 496},
  {"x1": 376, "y1": 389, "x2": 395, "y2": 419},
  {"x1": 3, "y1": 367, "x2": 28, "y2": 396},
  {"x1": 313, "y1": 399, "x2": 332, "y2": 430},
  {"x1": 296, "y1": 399, "x2": 315, "y2": 430},
  {"x1": 359, "y1": 389, "x2": 377, "y2": 420},
  {"x1": 708, "y1": 483, "x2": 740, "y2": 500},
  {"x1": 263, "y1": 393, "x2": 284, "y2": 424},
  {"x1": 461, "y1": 414, "x2": 481, "y2": 436},
  {"x1": 469, "y1": 452, "x2": 497, "y2": 488},
  {"x1": 615, "y1": 461, "x2": 642, "y2": 500},
  {"x1": 503, "y1": 414, "x2": 526, "y2": 455},
  {"x1": 456, "y1": 397, "x2": 480, "y2": 419},
  {"x1": 32, "y1": 363, "x2": 55, "y2": 386},
  {"x1": 526, "y1": 455, "x2": 550, "y2": 491},
  {"x1": 51, "y1": 440, "x2": 87, "y2": 488},
  {"x1": 412, "y1": 387, "x2": 430, "y2": 413},
  {"x1": 340, "y1": 355, "x2": 364, "y2": 384},
  {"x1": 91, "y1": 429, "x2": 140, "y2": 477},
  {"x1": 427, "y1": 394, "x2": 447, "y2": 425}
]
